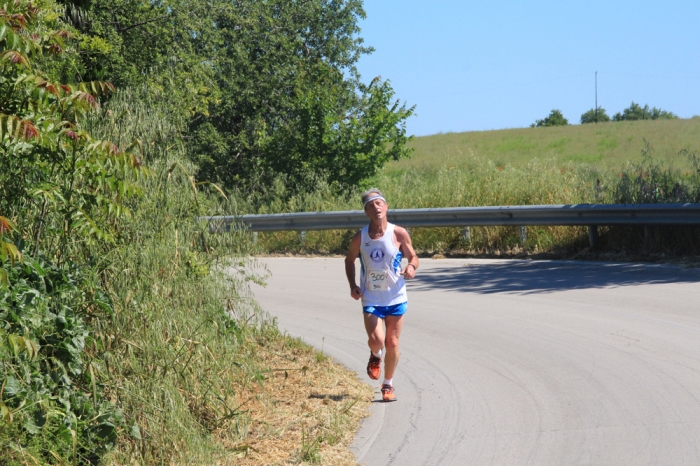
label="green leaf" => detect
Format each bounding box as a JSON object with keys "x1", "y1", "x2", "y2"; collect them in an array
[
  {"x1": 29, "y1": 259, "x2": 46, "y2": 276},
  {"x1": 8, "y1": 334, "x2": 23, "y2": 358},
  {"x1": 3, "y1": 376, "x2": 21, "y2": 397},
  {"x1": 25, "y1": 338, "x2": 40, "y2": 360},
  {"x1": 1, "y1": 241, "x2": 22, "y2": 264},
  {"x1": 130, "y1": 422, "x2": 142, "y2": 440},
  {"x1": 24, "y1": 416, "x2": 41, "y2": 434},
  {"x1": 94, "y1": 422, "x2": 117, "y2": 444},
  {"x1": 56, "y1": 424, "x2": 73, "y2": 443},
  {"x1": 0, "y1": 401, "x2": 12, "y2": 423}
]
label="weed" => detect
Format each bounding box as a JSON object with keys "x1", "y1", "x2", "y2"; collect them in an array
[{"x1": 298, "y1": 424, "x2": 322, "y2": 464}]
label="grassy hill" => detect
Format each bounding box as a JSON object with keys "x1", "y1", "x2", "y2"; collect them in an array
[{"x1": 392, "y1": 118, "x2": 700, "y2": 173}]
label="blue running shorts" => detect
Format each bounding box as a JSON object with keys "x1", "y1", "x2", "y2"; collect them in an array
[{"x1": 363, "y1": 302, "x2": 407, "y2": 319}]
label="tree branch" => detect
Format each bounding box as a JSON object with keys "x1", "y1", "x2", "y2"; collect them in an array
[{"x1": 117, "y1": 14, "x2": 170, "y2": 33}]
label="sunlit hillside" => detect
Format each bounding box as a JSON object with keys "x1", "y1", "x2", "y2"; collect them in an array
[{"x1": 392, "y1": 117, "x2": 700, "y2": 173}]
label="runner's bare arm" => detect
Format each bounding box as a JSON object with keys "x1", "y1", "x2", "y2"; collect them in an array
[
  {"x1": 345, "y1": 230, "x2": 363, "y2": 300},
  {"x1": 395, "y1": 226, "x2": 419, "y2": 279}
]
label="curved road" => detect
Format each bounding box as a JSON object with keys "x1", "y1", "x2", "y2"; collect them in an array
[{"x1": 251, "y1": 258, "x2": 700, "y2": 465}]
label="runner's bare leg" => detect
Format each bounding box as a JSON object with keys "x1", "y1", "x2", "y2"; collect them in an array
[
  {"x1": 383, "y1": 315, "x2": 404, "y2": 379},
  {"x1": 363, "y1": 313, "x2": 385, "y2": 355}
]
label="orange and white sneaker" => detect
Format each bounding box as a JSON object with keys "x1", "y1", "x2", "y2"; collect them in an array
[
  {"x1": 367, "y1": 353, "x2": 382, "y2": 380},
  {"x1": 381, "y1": 384, "x2": 397, "y2": 402}
]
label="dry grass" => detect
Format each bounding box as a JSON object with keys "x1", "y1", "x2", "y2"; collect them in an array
[{"x1": 219, "y1": 337, "x2": 372, "y2": 466}]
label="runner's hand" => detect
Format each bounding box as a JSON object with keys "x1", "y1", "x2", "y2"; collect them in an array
[
  {"x1": 350, "y1": 285, "x2": 363, "y2": 300},
  {"x1": 400, "y1": 264, "x2": 416, "y2": 279}
]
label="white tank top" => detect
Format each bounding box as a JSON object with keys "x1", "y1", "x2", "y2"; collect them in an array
[{"x1": 359, "y1": 223, "x2": 407, "y2": 307}]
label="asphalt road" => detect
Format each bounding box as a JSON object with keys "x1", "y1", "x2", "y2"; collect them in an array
[{"x1": 251, "y1": 258, "x2": 700, "y2": 466}]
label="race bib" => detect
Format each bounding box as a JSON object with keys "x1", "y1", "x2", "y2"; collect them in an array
[{"x1": 366, "y1": 269, "x2": 389, "y2": 291}]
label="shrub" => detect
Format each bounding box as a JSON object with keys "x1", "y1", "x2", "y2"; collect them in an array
[
  {"x1": 612, "y1": 102, "x2": 678, "y2": 121},
  {"x1": 580, "y1": 108, "x2": 611, "y2": 124},
  {"x1": 1, "y1": 256, "x2": 123, "y2": 464},
  {"x1": 533, "y1": 109, "x2": 569, "y2": 127}
]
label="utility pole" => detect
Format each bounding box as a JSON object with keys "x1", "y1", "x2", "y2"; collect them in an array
[{"x1": 595, "y1": 71, "x2": 598, "y2": 124}]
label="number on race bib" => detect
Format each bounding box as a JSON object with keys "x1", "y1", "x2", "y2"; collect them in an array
[{"x1": 367, "y1": 269, "x2": 389, "y2": 291}]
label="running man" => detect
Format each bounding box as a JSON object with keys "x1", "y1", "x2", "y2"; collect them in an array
[{"x1": 345, "y1": 188, "x2": 418, "y2": 402}]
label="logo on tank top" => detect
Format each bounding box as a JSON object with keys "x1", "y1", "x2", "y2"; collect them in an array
[{"x1": 369, "y1": 248, "x2": 385, "y2": 263}]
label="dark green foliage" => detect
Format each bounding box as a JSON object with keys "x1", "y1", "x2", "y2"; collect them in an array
[
  {"x1": 4, "y1": 0, "x2": 376, "y2": 462},
  {"x1": 580, "y1": 108, "x2": 611, "y2": 124},
  {"x1": 189, "y1": 0, "x2": 414, "y2": 194},
  {"x1": 612, "y1": 102, "x2": 678, "y2": 121},
  {"x1": 58, "y1": 0, "x2": 219, "y2": 118},
  {"x1": 0, "y1": 1, "x2": 141, "y2": 259},
  {"x1": 0, "y1": 256, "x2": 124, "y2": 464},
  {"x1": 533, "y1": 109, "x2": 569, "y2": 127},
  {"x1": 61, "y1": 0, "x2": 414, "y2": 195}
]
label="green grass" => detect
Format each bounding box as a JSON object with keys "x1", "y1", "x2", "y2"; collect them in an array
[
  {"x1": 396, "y1": 118, "x2": 700, "y2": 173},
  {"x1": 251, "y1": 157, "x2": 604, "y2": 255},
  {"x1": 244, "y1": 122, "x2": 700, "y2": 259}
]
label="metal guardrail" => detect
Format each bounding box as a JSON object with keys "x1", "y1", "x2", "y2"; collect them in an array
[
  {"x1": 203, "y1": 203, "x2": 700, "y2": 231},
  {"x1": 202, "y1": 203, "x2": 700, "y2": 247}
]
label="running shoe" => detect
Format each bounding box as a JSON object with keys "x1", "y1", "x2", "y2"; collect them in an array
[
  {"x1": 366, "y1": 353, "x2": 382, "y2": 380},
  {"x1": 381, "y1": 384, "x2": 397, "y2": 402}
]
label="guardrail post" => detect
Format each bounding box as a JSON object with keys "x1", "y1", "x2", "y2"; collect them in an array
[
  {"x1": 252, "y1": 232, "x2": 258, "y2": 245},
  {"x1": 461, "y1": 227, "x2": 471, "y2": 242},
  {"x1": 644, "y1": 226, "x2": 653, "y2": 244},
  {"x1": 588, "y1": 225, "x2": 598, "y2": 247},
  {"x1": 207, "y1": 219, "x2": 220, "y2": 234},
  {"x1": 299, "y1": 231, "x2": 307, "y2": 243},
  {"x1": 518, "y1": 226, "x2": 527, "y2": 244}
]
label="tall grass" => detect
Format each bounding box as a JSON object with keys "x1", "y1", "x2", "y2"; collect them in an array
[
  {"x1": 246, "y1": 154, "x2": 603, "y2": 254},
  {"x1": 95, "y1": 158, "x2": 270, "y2": 463},
  {"x1": 75, "y1": 89, "x2": 279, "y2": 463},
  {"x1": 99, "y1": 165, "x2": 371, "y2": 464},
  {"x1": 247, "y1": 144, "x2": 700, "y2": 258},
  {"x1": 86, "y1": 89, "x2": 368, "y2": 464}
]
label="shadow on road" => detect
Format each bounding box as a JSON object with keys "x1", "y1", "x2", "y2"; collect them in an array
[{"x1": 410, "y1": 261, "x2": 700, "y2": 295}]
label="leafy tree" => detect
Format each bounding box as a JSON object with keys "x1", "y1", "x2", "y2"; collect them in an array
[
  {"x1": 0, "y1": 2, "x2": 142, "y2": 256},
  {"x1": 612, "y1": 102, "x2": 678, "y2": 121},
  {"x1": 580, "y1": 108, "x2": 611, "y2": 124},
  {"x1": 57, "y1": 0, "x2": 220, "y2": 118},
  {"x1": 533, "y1": 109, "x2": 569, "y2": 127},
  {"x1": 59, "y1": 0, "x2": 415, "y2": 194}
]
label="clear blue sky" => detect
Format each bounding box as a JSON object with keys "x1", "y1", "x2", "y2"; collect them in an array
[{"x1": 356, "y1": 1, "x2": 700, "y2": 136}]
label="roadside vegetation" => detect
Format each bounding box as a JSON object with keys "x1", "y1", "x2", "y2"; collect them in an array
[
  {"x1": 250, "y1": 120, "x2": 700, "y2": 259},
  {"x1": 2, "y1": 1, "x2": 398, "y2": 464}
]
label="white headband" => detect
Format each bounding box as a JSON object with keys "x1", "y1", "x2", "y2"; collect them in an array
[{"x1": 363, "y1": 195, "x2": 386, "y2": 207}]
